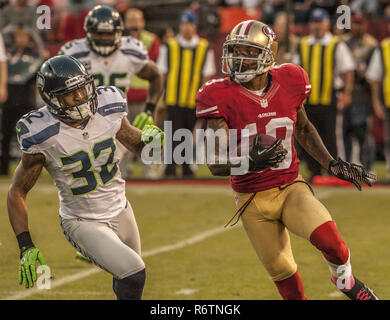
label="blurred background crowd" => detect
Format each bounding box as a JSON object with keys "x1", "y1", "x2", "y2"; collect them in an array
[{"x1": 1, "y1": 0, "x2": 390, "y2": 183}]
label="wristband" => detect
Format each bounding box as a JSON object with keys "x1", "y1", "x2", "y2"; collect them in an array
[
  {"x1": 16, "y1": 231, "x2": 34, "y2": 252},
  {"x1": 145, "y1": 102, "x2": 156, "y2": 114}
]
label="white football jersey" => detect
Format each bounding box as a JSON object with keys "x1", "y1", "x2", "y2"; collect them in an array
[
  {"x1": 16, "y1": 86, "x2": 130, "y2": 221},
  {"x1": 59, "y1": 37, "x2": 148, "y2": 94}
]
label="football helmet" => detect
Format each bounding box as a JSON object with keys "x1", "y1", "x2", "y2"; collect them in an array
[
  {"x1": 84, "y1": 5, "x2": 124, "y2": 57},
  {"x1": 37, "y1": 55, "x2": 98, "y2": 123},
  {"x1": 222, "y1": 20, "x2": 278, "y2": 82}
]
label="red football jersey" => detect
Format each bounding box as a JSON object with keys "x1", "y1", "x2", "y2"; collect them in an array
[{"x1": 195, "y1": 63, "x2": 312, "y2": 193}]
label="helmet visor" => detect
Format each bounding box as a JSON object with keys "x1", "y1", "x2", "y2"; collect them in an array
[
  {"x1": 222, "y1": 42, "x2": 274, "y2": 76},
  {"x1": 88, "y1": 31, "x2": 122, "y2": 56}
]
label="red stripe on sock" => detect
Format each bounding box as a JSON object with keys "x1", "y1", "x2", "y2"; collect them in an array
[
  {"x1": 274, "y1": 271, "x2": 307, "y2": 300},
  {"x1": 310, "y1": 221, "x2": 349, "y2": 265}
]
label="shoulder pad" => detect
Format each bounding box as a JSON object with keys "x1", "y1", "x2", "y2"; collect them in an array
[
  {"x1": 96, "y1": 86, "x2": 128, "y2": 117},
  {"x1": 120, "y1": 36, "x2": 148, "y2": 60},
  {"x1": 272, "y1": 63, "x2": 311, "y2": 100},
  {"x1": 16, "y1": 108, "x2": 60, "y2": 152},
  {"x1": 196, "y1": 78, "x2": 233, "y2": 119},
  {"x1": 59, "y1": 39, "x2": 90, "y2": 59}
]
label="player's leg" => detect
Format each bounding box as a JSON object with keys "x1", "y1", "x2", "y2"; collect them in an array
[
  {"x1": 237, "y1": 192, "x2": 307, "y2": 300},
  {"x1": 281, "y1": 181, "x2": 378, "y2": 299},
  {"x1": 60, "y1": 211, "x2": 145, "y2": 299},
  {"x1": 107, "y1": 202, "x2": 145, "y2": 299}
]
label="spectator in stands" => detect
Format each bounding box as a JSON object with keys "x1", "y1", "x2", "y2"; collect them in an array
[
  {"x1": 0, "y1": 32, "x2": 7, "y2": 105},
  {"x1": 122, "y1": 8, "x2": 161, "y2": 179},
  {"x1": 342, "y1": 14, "x2": 377, "y2": 171},
  {"x1": 157, "y1": 11, "x2": 216, "y2": 179},
  {"x1": 0, "y1": 0, "x2": 38, "y2": 31},
  {"x1": 294, "y1": 8, "x2": 355, "y2": 183},
  {"x1": 0, "y1": 25, "x2": 43, "y2": 175},
  {"x1": 366, "y1": 15, "x2": 390, "y2": 179},
  {"x1": 273, "y1": 11, "x2": 299, "y2": 64},
  {"x1": 61, "y1": 0, "x2": 91, "y2": 42},
  {"x1": 156, "y1": 25, "x2": 175, "y2": 45}
]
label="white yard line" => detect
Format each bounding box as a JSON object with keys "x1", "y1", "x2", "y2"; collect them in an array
[
  {"x1": 2, "y1": 187, "x2": 387, "y2": 300},
  {"x1": 3, "y1": 225, "x2": 237, "y2": 300}
]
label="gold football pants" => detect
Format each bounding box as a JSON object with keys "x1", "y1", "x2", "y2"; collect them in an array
[{"x1": 235, "y1": 175, "x2": 332, "y2": 282}]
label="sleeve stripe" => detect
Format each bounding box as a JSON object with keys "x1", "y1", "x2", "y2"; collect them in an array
[{"x1": 196, "y1": 106, "x2": 219, "y2": 115}]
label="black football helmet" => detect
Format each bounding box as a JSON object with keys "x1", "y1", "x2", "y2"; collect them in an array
[
  {"x1": 37, "y1": 55, "x2": 98, "y2": 123},
  {"x1": 84, "y1": 5, "x2": 124, "y2": 56}
]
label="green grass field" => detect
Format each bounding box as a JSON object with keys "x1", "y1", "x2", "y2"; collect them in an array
[{"x1": 0, "y1": 163, "x2": 389, "y2": 300}]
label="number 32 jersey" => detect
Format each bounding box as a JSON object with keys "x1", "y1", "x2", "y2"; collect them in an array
[
  {"x1": 196, "y1": 63, "x2": 312, "y2": 193},
  {"x1": 16, "y1": 86, "x2": 128, "y2": 220}
]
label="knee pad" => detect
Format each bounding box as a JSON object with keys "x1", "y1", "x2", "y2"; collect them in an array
[
  {"x1": 310, "y1": 221, "x2": 349, "y2": 265},
  {"x1": 113, "y1": 268, "x2": 146, "y2": 300}
]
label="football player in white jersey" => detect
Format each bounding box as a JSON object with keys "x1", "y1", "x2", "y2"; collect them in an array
[
  {"x1": 59, "y1": 5, "x2": 163, "y2": 262},
  {"x1": 59, "y1": 5, "x2": 160, "y2": 152},
  {"x1": 7, "y1": 55, "x2": 164, "y2": 299}
]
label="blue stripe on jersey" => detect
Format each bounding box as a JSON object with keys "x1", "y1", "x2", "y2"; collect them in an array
[
  {"x1": 71, "y1": 51, "x2": 90, "y2": 59},
  {"x1": 120, "y1": 49, "x2": 147, "y2": 60},
  {"x1": 97, "y1": 102, "x2": 128, "y2": 116},
  {"x1": 21, "y1": 122, "x2": 60, "y2": 150}
]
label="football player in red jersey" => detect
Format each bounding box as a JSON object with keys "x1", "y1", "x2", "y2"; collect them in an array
[{"x1": 196, "y1": 20, "x2": 378, "y2": 300}]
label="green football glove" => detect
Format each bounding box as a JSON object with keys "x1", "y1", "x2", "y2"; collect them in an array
[
  {"x1": 19, "y1": 247, "x2": 47, "y2": 288},
  {"x1": 141, "y1": 124, "x2": 165, "y2": 148},
  {"x1": 132, "y1": 111, "x2": 154, "y2": 130}
]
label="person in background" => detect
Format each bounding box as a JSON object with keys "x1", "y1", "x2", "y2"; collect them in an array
[
  {"x1": 0, "y1": 26, "x2": 43, "y2": 175},
  {"x1": 294, "y1": 8, "x2": 355, "y2": 183},
  {"x1": 366, "y1": 15, "x2": 390, "y2": 180},
  {"x1": 157, "y1": 10, "x2": 216, "y2": 179},
  {"x1": 0, "y1": 0, "x2": 37, "y2": 31},
  {"x1": 342, "y1": 14, "x2": 377, "y2": 172},
  {"x1": 122, "y1": 8, "x2": 161, "y2": 179},
  {"x1": 0, "y1": 32, "x2": 7, "y2": 104},
  {"x1": 272, "y1": 11, "x2": 299, "y2": 64}
]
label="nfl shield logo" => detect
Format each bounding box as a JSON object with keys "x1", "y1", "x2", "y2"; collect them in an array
[
  {"x1": 260, "y1": 99, "x2": 268, "y2": 108},
  {"x1": 82, "y1": 132, "x2": 89, "y2": 139}
]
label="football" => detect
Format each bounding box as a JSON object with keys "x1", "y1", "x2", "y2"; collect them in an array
[{"x1": 234, "y1": 134, "x2": 284, "y2": 156}]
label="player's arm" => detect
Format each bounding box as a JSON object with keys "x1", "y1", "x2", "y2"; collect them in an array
[
  {"x1": 368, "y1": 79, "x2": 385, "y2": 120},
  {"x1": 205, "y1": 118, "x2": 285, "y2": 176},
  {"x1": 295, "y1": 105, "x2": 376, "y2": 190},
  {"x1": 136, "y1": 60, "x2": 164, "y2": 113},
  {"x1": 116, "y1": 117, "x2": 164, "y2": 156},
  {"x1": 0, "y1": 60, "x2": 7, "y2": 103},
  {"x1": 8, "y1": 153, "x2": 45, "y2": 236},
  {"x1": 8, "y1": 152, "x2": 47, "y2": 288},
  {"x1": 205, "y1": 118, "x2": 232, "y2": 176}
]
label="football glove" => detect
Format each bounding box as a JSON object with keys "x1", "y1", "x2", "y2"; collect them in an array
[
  {"x1": 328, "y1": 157, "x2": 377, "y2": 191},
  {"x1": 132, "y1": 111, "x2": 154, "y2": 130},
  {"x1": 141, "y1": 124, "x2": 165, "y2": 148},
  {"x1": 19, "y1": 247, "x2": 47, "y2": 288},
  {"x1": 248, "y1": 134, "x2": 287, "y2": 172}
]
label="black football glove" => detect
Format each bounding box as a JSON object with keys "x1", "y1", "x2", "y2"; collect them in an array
[
  {"x1": 248, "y1": 134, "x2": 287, "y2": 172},
  {"x1": 328, "y1": 157, "x2": 377, "y2": 191}
]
